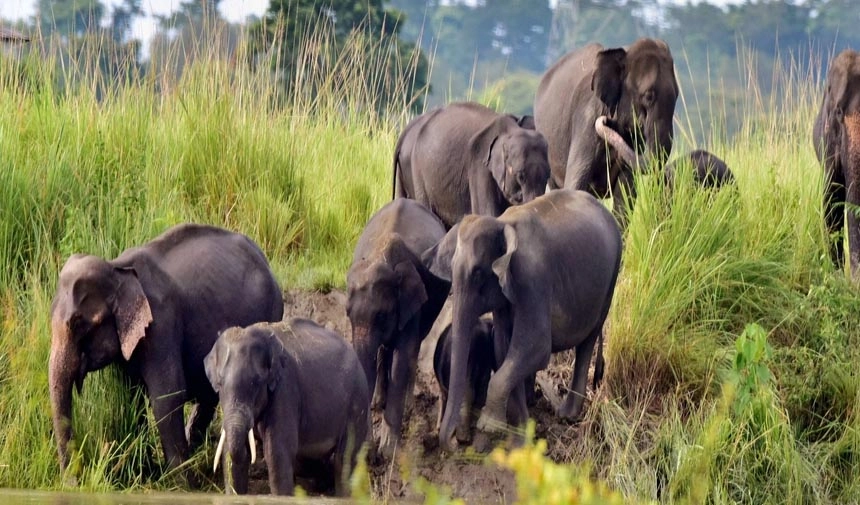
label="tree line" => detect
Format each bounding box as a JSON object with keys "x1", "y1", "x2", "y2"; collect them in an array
[{"x1": 4, "y1": 0, "x2": 860, "y2": 137}]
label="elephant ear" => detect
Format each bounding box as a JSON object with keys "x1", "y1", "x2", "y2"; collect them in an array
[
  {"x1": 266, "y1": 330, "x2": 287, "y2": 393},
  {"x1": 470, "y1": 117, "x2": 512, "y2": 192},
  {"x1": 204, "y1": 334, "x2": 227, "y2": 393},
  {"x1": 422, "y1": 223, "x2": 460, "y2": 282},
  {"x1": 113, "y1": 267, "x2": 153, "y2": 361},
  {"x1": 395, "y1": 261, "x2": 428, "y2": 331},
  {"x1": 592, "y1": 47, "x2": 627, "y2": 112},
  {"x1": 491, "y1": 225, "x2": 518, "y2": 303}
]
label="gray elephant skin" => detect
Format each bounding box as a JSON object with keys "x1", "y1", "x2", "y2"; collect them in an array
[
  {"x1": 204, "y1": 319, "x2": 369, "y2": 496},
  {"x1": 813, "y1": 49, "x2": 860, "y2": 276},
  {"x1": 664, "y1": 149, "x2": 734, "y2": 188},
  {"x1": 433, "y1": 317, "x2": 495, "y2": 442},
  {"x1": 346, "y1": 198, "x2": 451, "y2": 458},
  {"x1": 534, "y1": 38, "x2": 678, "y2": 218},
  {"x1": 424, "y1": 189, "x2": 621, "y2": 451},
  {"x1": 49, "y1": 223, "x2": 284, "y2": 474},
  {"x1": 394, "y1": 101, "x2": 550, "y2": 228}
]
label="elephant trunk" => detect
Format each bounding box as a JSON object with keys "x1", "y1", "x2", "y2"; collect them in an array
[
  {"x1": 352, "y1": 325, "x2": 379, "y2": 404},
  {"x1": 595, "y1": 116, "x2": 648, "y2": 171},
  {"x1": 645, "y1": 114, "x2": 673, "y2": 169},
  {"x1": 49, "y1": 318, "x2": 81, "y2": 471},
  {"x1": 222, "y1": 411, "x2": 254, "y2": 494},
  {"x1": 439, "y1": 296, "x2": 479, "y2": 452}
]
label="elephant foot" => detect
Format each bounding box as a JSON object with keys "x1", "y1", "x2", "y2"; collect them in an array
[
  {"x1": 455, "y1": 417, "x2": 473, "y2": 444},
  {"x1": 476, "y1": 410, "x2": 507, "y2": 434},
  {"x1": 557, "y1": 394, "x2": 585, "y2": 422},
  {"x1": 377, "y1": 422, "x2": 399, "y2": 460},
  {"x1": 472, "y1": 431, "x2": 493, "y2": 454}
]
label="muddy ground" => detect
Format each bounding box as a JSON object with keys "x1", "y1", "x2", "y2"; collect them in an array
[{"x1": 259, "y1": 288, "x2": 599, "y2": 503}]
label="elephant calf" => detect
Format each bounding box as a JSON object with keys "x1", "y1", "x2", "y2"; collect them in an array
[
  {"x1": 347, "y1": 198, "x2": 450, "y2": 458},
  {"x1": 433, "y1": 317, "x2": 496, "y2": 443},
  {"x1": 204, "y1": 318, "x2": 370, "y2": 496},
  {"x1": 664, "y1": 149, "x2": 734, "y2": 188},
  {"x1": 394, "y1": 102, "x2": 550, "y2": 228},
  {"x1": 424, "y1": 189, "x2": 621, "y2": 451}
]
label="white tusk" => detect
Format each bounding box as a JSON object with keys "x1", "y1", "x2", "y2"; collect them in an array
[
  {"x1": 213, "y1": 429, "x2": 225, "y2": 473},
  {"x1": 249, "y1": 429, "x2": 256, "y2": 465}
]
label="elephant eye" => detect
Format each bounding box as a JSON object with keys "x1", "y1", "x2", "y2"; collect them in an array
[{"x1": 642, "y1": 89, "x2": 655, "y2": 106}]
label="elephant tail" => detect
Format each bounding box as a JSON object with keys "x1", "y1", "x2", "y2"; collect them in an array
[{"x1": 592, "y1": 331, "x2": 604, "y2": 391}]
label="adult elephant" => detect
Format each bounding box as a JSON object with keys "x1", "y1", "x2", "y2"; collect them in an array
[
  {"x1": 423, "y1": 189, "x2": 622, "y2": 451},
  {"x1": 813, "y1": 49, "x2": 860, "y2": 276},
  {"x1": 534, "y1": 38, "x2": 678, "y2": 219},
  {"x1": 394, "y1": 102, "x2": 550, "y2": 228},
  {"x1": 346, "y1": 198, "x2": 450, "y2": 458},
  {"x1": 205, "y1": 319, "x2": 369, "y2": 496},
  {"x1": 49, "y1": 223, "x2": 284, "y2": 474}
]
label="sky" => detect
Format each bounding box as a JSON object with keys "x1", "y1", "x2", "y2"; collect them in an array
[{"x1": 0, "y1": 0, "x2": 270, "y2": 46}]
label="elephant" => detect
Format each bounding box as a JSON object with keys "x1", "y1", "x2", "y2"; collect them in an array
[
  {"x1": 664, "y1": 149, "x2": 734, "y2": 188},
  {"x1": 534, "y1": 38, "x2": 678, "y2": 221},
  {"x1": 49, "y1": 223, "x2": 284, "y2": 474},
  {"x1": 393, "y1": 101, "x2": 550, "y2": 228},
  {"x1": 595, "y1": 119, "x2": 734, "y2": 188},
  {"x1": 813, "y1": 49, "x2": 860, "y2": 276},
  {"x1": 423, "y1": 189, "x2": 621, "y2": 451},
  {"x1": 346, "y1": 198, "x2": 451, "y2": 458},
  {"x1": 433, "y1": 317, "x2": 495, "y2": 443},
  {"x1": 204, "y1": 318, "x2": 370, "y2": 496}
]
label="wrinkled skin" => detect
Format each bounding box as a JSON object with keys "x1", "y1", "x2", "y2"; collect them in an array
[
  {"x1": 535, "y1": 38, "x2": 678, "y2": 222},
  {"x1": 663, "y1": 149, "x2": 734, "y2": 188},
  {"x1": 813, "y1": 49, "x2": 860, "y2": 277},
  {"x1": 204, "y1": 319, "x2": 369, "y2": 496},
  {"x1": 49, "y1": 223, "x2": 283, "y2": 476},
  {"x1": 433, "y1": 317, "x2": 495, "y2": 443},
  {"x1": 394, "y1": 102, "x2": 550, "y2": 228},
  {"x1": 347, "y1": 198, "x2": 451, "y2": 458},
  {"x1": 424, "y1": 189, "x2": 621, "y2": 451}
]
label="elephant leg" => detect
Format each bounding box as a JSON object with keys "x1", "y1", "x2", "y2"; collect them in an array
[
  {"x1": 558, "y1": 329, "x2": 599, "y2": 421},
  {"x1": 265, "y1": 427, "x2": 296, "y2": 496},
  {"x1": 611, "y1": 168, "x2": 636, "y2": 229},
  {"x1": 185, "y1": 400, "x2": 216, "y2": 453},
  {"x1": 379, "y1": 321, "x2": 420, "y2": 458},
  {"x1": 825, "y1": 170, "x2": 846, "y2": 271},
  {"x1": 524, "y1": 373, "x2": 537, "y2": 407},
  {"x1": 847, "y1": 177, "x2": 860, "y2": 279},
  {"x1": 478, "y1": 312, "x2": 550, "y2": 433},
  {"x1": 141, "y1": 361, "x2": 190, "y2": 472},
  {"x1": 436, "y1": 387, "x2": 447, "y2": 431}
]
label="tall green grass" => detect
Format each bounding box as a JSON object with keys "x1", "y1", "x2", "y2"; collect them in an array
[{"x1": 2, "y1": 21, "x2": 860, "y2": 503}]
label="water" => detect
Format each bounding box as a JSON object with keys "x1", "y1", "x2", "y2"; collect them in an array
[{"x1": 0, "y1": 489, "x2": 349, "y2": 505}]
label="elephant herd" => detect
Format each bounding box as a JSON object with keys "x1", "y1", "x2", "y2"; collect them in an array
[{"x1": 46, "y1": 38, "x2": 860, "y2": 497}]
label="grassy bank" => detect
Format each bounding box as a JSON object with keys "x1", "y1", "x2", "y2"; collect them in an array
[{"x1": 1, "y1": 33, "x2": 860, "y2": 503}]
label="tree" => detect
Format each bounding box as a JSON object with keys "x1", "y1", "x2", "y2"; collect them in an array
[
  {"x1": 249, "y1": 0, "x2": 429, "y2": 113},
  {"x1": 37, "y1": 0, "x2": 105, "y2": 38}
]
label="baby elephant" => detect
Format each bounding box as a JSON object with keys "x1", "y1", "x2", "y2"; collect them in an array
[
  {"x1": 433, "y1": 318, "x2": 496, "y2": 443},
  {"x1": 204, "y1": 318, "x2": 370, "y2": 496},
  {"x1": 664, "y1": 149, "x2": 734, "y2": 188}
]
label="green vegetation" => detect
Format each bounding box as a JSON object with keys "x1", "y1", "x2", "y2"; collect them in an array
[{"x1": 2, "y1": 17, "x2": 860, "y2": 505}]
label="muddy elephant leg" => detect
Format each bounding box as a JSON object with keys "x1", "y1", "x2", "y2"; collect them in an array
[
  {"x1": 825, "y1": 171, "x2": 846, "y2": 271},
  {"x1": 558, "y1": 329, "x2": 599, "y2": 421},
  {"x1": 379, "y1": 320, "x2": 420, "y2": 458},
  {"x1": 478, "y1": 313, "x2": 549, "y2": 433}
]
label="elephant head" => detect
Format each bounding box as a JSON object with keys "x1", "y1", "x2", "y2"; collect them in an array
[
  {"x1": 423, "y1": 216, "x2": 515, "y2": 450},
  {"x1": 346, "y1": 235, "x2": 428, "y2": 403},
  {"x1": 592, "y1": 38, "x2": 678, "y2": 170},
  {"x1": 470, "y1": 116, "x2": 550, "y2": 206},
  {"x1": 49, "y1": 254, "x2": 153, "y2": 470},
  {"x1": 203, "y1": 325, "x2": 273, "y2": 494}
]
